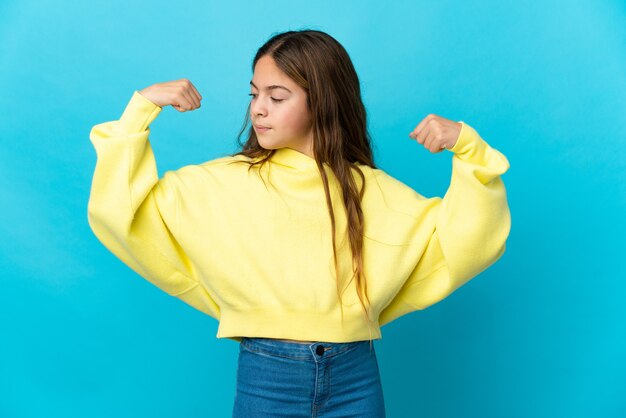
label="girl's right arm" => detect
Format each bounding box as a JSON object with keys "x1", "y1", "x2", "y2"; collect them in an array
[{"x1": 87, "y1": 80, "x2": 221, "y2": 319}]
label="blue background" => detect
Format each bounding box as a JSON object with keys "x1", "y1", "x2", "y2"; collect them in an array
[{"x1": 1, "y1": 0, "x2": 624, "y2": 417}]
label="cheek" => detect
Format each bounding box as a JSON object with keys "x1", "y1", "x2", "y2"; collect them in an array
[{"x1": 280, "y1": 104, "x2": 311, "y2": 133}]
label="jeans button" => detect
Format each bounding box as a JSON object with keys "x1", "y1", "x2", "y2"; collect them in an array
[{"x1": 316, "y1": 345, "x2": 325, "y2": 356}]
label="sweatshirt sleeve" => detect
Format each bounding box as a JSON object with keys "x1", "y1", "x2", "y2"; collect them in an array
[
  {"x1": 378, "y1": 121, "x2": 511, "y2": 326},
  {"x1": 87, "y1": 91, "x2": 221, "y2": 320}
]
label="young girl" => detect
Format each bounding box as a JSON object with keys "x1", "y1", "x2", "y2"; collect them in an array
[{"x1": 87, "y1": 29, "x2": 511, "y2": 417}]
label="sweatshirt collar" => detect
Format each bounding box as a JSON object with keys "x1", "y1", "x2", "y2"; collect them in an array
[{"x1": 270, "y1": 147, "x2": 318, "y2": 170}]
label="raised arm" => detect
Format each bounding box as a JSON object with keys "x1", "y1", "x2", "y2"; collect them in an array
[
  {"x1": 87, "y1": 82, "x2": 221, "y2": 319},
  {"x1": 379, "y1": 120, "x2": 511, "y2": 325}
]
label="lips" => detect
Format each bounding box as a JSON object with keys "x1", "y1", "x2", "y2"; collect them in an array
[{"x1": 255, "y1": 124, "x2": 271, "y2": 129}]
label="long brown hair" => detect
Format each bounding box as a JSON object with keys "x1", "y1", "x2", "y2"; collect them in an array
[{"x1": 227, "y1": 29, "x2": 379, "y2": 342}]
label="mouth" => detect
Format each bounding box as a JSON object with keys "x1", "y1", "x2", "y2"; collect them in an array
[{"x1": 255, "y1": 125, "x2": 271, "y2": 129}]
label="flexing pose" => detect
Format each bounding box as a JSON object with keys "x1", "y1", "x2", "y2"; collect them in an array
[{"x1": 87, "y1": 29, "x2": 511, "y2": 417}]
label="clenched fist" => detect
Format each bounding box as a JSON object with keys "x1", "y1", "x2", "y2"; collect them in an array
[
  {"x1": 408, "y1": 114, "x2": 462, "y2": 153},
  {"x1": 138, "y1": 79, "x2": 203, "y2": 112}
]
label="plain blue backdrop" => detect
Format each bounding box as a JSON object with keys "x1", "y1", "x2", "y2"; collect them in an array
[{"x1": 1, "y1": 0, "x2": 624, "y2": 417}]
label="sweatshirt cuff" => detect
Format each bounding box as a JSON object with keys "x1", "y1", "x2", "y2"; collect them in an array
[
  {"x1": 118, "y1": 90, "x2": 163, "y2": 133},
  {"x1": 448, "y1": 121, "x2": 471, "y2": 154},
  {"x1": 447, "y1": 121, "x2": 490, "y2": 156},
  {"x1": 447, "y1": 121, "x2": 510, "y2": 173}
]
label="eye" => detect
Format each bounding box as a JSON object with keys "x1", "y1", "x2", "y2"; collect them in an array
[{"x1": 248, "y1": 93, "x2": 283, "y2": 103}]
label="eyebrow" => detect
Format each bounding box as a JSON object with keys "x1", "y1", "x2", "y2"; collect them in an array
[{"x1": 249, "y1": 81, "x2": 292, "y2": 94}]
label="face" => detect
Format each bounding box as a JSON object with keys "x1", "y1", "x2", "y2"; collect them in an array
[{"x1": 250, "y1": 55, "x2": 314, "y2": 157}]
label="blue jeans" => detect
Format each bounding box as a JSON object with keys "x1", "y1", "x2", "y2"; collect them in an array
[{"x1": 232, "y1": 337, "x2": 386, "y2": 417}]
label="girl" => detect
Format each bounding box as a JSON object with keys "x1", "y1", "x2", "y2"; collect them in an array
[{"x1": 88, "y1": 29, "x2": 511, "y2": 417}]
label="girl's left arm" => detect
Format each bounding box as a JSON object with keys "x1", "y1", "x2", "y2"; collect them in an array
[{"x1": 379, "y1": 120, "x2": 511, "y2": 325}]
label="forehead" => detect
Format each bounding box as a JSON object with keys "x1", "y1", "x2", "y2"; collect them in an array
[{"x1": 250, "y1": 56, "x2": 296, "y2": 93}]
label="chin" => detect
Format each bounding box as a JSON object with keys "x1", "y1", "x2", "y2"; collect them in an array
[
  {"x1": 258, "y1": 139, "x2": 284, "y2": 151},
  {"x1": 256, "y1": 138, "x2": 270, "y2": 149}
]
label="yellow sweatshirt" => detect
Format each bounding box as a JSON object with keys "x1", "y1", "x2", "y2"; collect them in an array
[{"x1": 87, "y1": 91, "x2": 511, "y2": 344}]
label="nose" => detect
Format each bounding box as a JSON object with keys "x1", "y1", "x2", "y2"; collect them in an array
[{"x1": 250, "y1": 96, "x2": 267, "y2": 117}]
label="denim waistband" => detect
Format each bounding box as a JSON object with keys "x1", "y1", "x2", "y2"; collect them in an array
[{"x1": 240, "y1": 337, "x2": 372, "y2": 361}]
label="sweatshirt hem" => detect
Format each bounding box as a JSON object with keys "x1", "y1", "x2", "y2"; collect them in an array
[{"x1": 215, "y1": 308, "x2": 382, "y2": 343}]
